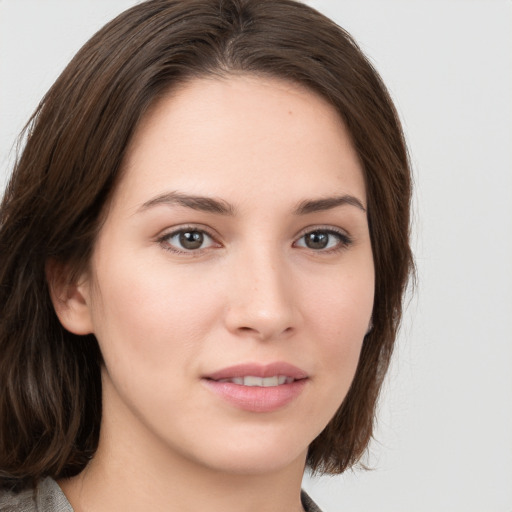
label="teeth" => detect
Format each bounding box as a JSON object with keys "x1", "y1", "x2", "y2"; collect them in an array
[
  {"x1": 217, "y1": 375, "x2": 294, "y2": 386},
  {"x1": 244, "y1": 376, "x2": 278, "y2": 387}
]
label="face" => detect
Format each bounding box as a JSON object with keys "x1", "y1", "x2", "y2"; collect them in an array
[{"x1": 74, "y1": 76, "x2": 374, "y2": 476}]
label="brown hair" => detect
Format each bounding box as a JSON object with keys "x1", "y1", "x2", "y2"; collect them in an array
[{"x1": 0, "y1": 0, "x2": 412, "y2": 490}]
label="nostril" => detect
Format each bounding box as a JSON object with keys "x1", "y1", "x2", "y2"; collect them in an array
[
  {"x1": 225, "y1": 297, "x2": 298, "y2": 340},
  {"x1": 235, "y1": 325, "x2": 294, "y2": 339}
]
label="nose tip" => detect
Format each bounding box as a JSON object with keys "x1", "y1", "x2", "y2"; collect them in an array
[
  {"x1": 232, "y1": 315, "x2": 295, "y2": 341},
  {"x1": 224, "y1": 264, "x2": 298, "y2": 341}
]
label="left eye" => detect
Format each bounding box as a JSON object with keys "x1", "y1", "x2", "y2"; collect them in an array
[
  {"x1": 163, "y1": 229, "x2": 216, "y2": 251},
  {"x1": 295, "y1": 230, "x2": 350, "y2": 251}
]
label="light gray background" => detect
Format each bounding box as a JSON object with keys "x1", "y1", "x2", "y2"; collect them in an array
[{"x1": 1, "y1": 1, "x2": 511, "y2": 511}]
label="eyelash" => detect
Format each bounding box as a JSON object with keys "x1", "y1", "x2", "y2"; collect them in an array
[
  {"x1": 158, "y1": 225, "x2": 219, "y2": 256},
  {"x1": 157, "y1": 225, "x2": 353, "y2": 255},
  {"x1": 293, "y1": 228, "x2": 353, "y2": 253}
]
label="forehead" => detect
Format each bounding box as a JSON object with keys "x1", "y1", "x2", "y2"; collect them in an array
[{"x1": 116, "y1": 75, "x2": 366, "y2": 212}]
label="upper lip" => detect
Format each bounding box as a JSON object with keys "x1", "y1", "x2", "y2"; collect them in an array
[{"x1": 204, "y1": 362, "x2": 308, "y2": 381}]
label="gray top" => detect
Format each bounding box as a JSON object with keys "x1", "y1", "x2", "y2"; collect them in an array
[
  {"x1": 0, "y1": 477, "x2": 323, "y2": 511},
  {"x1": 0, "y1": 478, "x2": 72, "y2": 512}
]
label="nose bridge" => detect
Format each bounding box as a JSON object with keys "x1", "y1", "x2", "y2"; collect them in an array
[{"x1": 225, "y1": 239, "x2": 297, "y2": 340}]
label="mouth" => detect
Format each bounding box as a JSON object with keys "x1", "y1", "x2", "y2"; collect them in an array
[
  {"x1": 202, "y1": 362, "x2": 309, "y2": 412},
  {"x1": 213, "y1": 375, "x2": 297, "y2": 386},
  {"x1": 204, "y1": 361, "x2": 308, "y2": 384}
]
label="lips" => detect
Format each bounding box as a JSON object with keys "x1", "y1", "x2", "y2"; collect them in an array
[
  {"x1": 202, "y1": 362, "x2": 308, "y2": 412},
  {"x1": 205, "y1": 362, "x2": 308, "y2": 382}
]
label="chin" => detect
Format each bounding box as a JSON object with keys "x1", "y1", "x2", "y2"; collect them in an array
[
  {"x1": 198, "y1": 445, "x2": 307, "y2": 476},
  {"x1": 172, "y1": 423, "x2": 313, "y2": 476}
]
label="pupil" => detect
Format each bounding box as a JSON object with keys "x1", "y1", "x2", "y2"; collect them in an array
[
  {"x1": 179, "y1": 231, "x2": 203, "y2": 250},
  {"x1": 306, "y1": 231, "x2": 328, "y2": 249}
]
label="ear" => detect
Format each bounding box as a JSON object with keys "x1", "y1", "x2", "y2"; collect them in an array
[{"x1": 46, "y1": 259, "x2": 94, "y2": 335}]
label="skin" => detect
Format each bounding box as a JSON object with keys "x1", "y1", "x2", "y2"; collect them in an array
[{"x1": 52, "y1": 75, "x2": 374, "y2": 512}]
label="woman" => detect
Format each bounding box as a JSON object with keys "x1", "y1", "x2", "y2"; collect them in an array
[{"x1": 0, "y1": 0, "x2": 413, "y2": 510}]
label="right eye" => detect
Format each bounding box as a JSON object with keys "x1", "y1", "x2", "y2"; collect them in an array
[{"x1": 160, "y1": 228, "x2": 218, "y2": 253}]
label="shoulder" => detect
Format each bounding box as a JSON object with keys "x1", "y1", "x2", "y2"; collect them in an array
[
  {"x1": 0, "y1": 478, "x2": 73, "y2": 512},
  {"x1": 301, "y1": 489, "x2": 324, "y2": 512},
  {"x1": 0, "y1": 485, "x2": 37, "y2": 512}
]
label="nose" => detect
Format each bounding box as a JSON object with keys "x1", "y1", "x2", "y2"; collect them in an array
[{"x1": 223, "y1": 247, "x2": 299, "y2": 341}]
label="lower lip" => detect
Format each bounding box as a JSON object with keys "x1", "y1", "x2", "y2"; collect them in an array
[{"x1": 202, "y1": 379, "x2": 308, "y2": 413}]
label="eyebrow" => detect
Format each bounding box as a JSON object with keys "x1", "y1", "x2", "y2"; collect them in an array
[
  {"x1": 137, "y1": 191, "x2": 366, "y2": 216},
  {"x1": 138, "y1": 191, "x2": 235, "y2": 215},
  {"x1": 293, "y1": 195, "x2": 366, "y2": 214}
]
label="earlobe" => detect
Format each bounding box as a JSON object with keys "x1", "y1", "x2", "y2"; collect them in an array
[{"x1": 46, "y1": 259, "x2": 94, "y2": 335}]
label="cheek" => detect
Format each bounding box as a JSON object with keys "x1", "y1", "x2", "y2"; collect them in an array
[
  {"x1": 304, "y1": 257, "x2": 374, "y2": 330},
  {"x1": 301, "y1": 260, "x2": 374, "y2": 385},
  {"x1": 88, "y1": 254, "x2": 223, "y2": 372}
]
